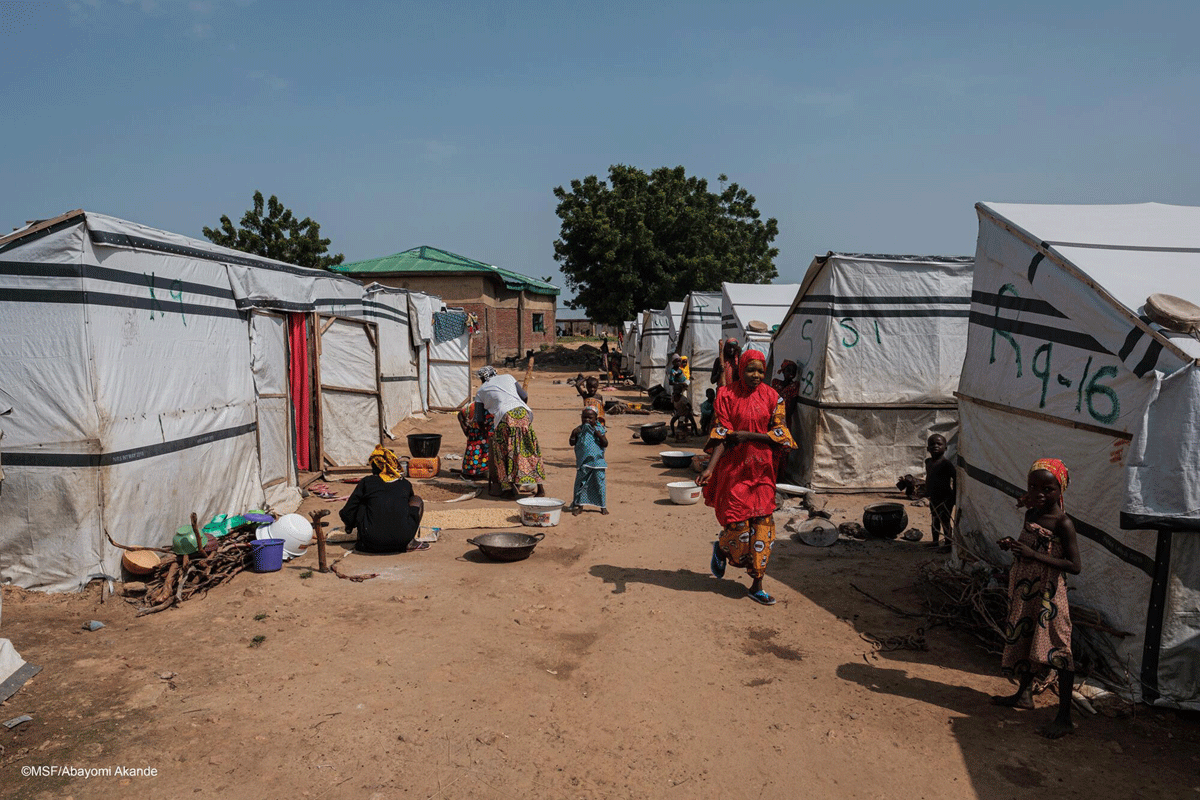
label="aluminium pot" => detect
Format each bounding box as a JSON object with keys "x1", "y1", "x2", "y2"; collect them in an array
[{"x1": 466, "y1": 532, "x2": 546, "y2": 562}]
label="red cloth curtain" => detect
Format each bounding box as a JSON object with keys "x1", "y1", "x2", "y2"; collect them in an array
[{"x1": 288, "y1": 314, "x2": 311, "y2": 471}]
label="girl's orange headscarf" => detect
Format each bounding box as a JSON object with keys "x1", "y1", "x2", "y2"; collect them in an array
[{"x1": 1018, "y1": 458, "x2": 1069, "y2": 508}]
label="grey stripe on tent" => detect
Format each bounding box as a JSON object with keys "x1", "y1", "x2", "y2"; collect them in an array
[
  {"x1": 967, "y1": 310, "x2": 1109, "y2": 354},
  {"x1": 804, "y1": 294, "x2": 971, "y2": 305},
  {"x1": 0, "y1": 261, "x2": 238, "y2": 304},
  {"x1": 792, "y1": 307, "x2": 970, "y2": 319},
  {"x1": 89, "y1": 230, "x2": 364, "y2": 286},
  {"x1": 3, "y1": 288, "x2": 244, "y2": 319},
  {"x1": 956, "y1": 454, "x2": 1155, "y2": 577},
  {"x1": 1044, "y1": 240, "x2": 1200, "y2": 255},
  {"x1": 971, "y1": 290, "x2": 1068, "y2": 319},
  {"x1": 381, "y1": 375, "x2": 419, "y2": 382},
  {"x1": 4, "y1": 422, "x2": 257, "y2": 468},
  {"x1": 0, "y1": 261, "x2": 82, "y2": 278}
]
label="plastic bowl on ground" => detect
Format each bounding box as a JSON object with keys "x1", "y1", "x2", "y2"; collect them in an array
[
  {"x1": 659, "y1": 450, "x2": 695, "y2": 469},
  {"x1": 515, "y1": 497, "x2": 565, "y2": 527},
  {"x1": 667, "y1": 481, "x2": 703, "y2": 505},
  {"x1": 258, "y1": 513, "x2": 314, "y2": 558}
]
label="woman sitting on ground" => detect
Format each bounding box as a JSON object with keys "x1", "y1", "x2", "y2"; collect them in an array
[{"x1": 339, "y1": 445, "x2": 427, "y2": 553}]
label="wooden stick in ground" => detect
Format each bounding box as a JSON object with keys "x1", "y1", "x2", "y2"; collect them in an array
[
  {"x1": 190, "y1": 512, "x2": 205, "y2": 558},
  {"x1": 309, "y1": 509, "x2": 330, "y2": 573}
]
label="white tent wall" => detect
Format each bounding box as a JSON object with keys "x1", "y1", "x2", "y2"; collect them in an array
[
  {"x1": 721, "y1": 282, "x2": 801, "y2": 361},
  {"x1": 959, "y1": 202, "x2": 1200, "y2": 708},
  {"x1": 666, "y1": 301, "x2": 684, "y2": 352},
  {"x1": 427, "y1": 328, "x2": 471, "y2": 411},
  {"x1": 317, "y1": 317, "x2": 383, "y2": 469},
  {"x1": 770, "y1": 255, "x2": 972, "y2": 490},
  {"x1": 363, "y1": 286, "x2": 421, "y2": 432},
  {"x1": 637, "y1": 309, "x2": 671, "y2": 388},
  {"x1": 675, "y1": 292, "x2": 723, "y2": 414},
  {"x1": 249, "y1": 312, "x2": 299, "y2": 510},
  {"x1": 627, "y1": 317, "x2": 641, "y2": 378}
]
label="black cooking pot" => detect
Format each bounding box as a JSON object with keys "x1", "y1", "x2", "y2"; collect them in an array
[
  {"x1": 862, "y1": 502, "x2": 908, "y2": 538},
  {"x1": 639, "y1": 422, "x2": 668, "y2": 445},
  {"x1": 407, "y1": 433, "x2": 443, "y2": 458}
]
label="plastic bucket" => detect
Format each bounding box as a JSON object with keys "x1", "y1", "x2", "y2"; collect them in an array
[{"x1": 249, "y1": 538, "x2": 286, "y2": 573}]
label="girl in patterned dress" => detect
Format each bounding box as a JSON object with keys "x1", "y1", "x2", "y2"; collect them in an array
[
  {"x1": 568, "y1": 407, "x2": 609, "y2": 515},
  {"x1": 992, "y1": 458, "x2": 1082, "y2": 739},
  {"x1": 696, "y1": 349, "x2": 797, "y2": 606},
  {"x1": 458, "y1": 401, "x2": 493, "y2": 480}
]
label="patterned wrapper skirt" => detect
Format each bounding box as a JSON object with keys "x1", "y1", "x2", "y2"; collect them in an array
[
  {"x1": 461, "y1": 412, "x2": 493, "y2": 479},
  {"x1": 492, "y1": 407, "x2": 546, "y2": 494}
]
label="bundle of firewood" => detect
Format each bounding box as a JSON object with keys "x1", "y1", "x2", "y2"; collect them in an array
[{"x1": 107, "y1": 513, "x2": 262, "y2": 616}]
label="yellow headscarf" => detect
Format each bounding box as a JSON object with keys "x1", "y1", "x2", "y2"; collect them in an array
[{"x1": 369, "y1": 445, "x2": 404, "y2": 482}]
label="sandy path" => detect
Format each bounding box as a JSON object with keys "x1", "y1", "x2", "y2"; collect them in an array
[{"x1": 2, "y1": 368, "x2": 1197, "y2": 799}]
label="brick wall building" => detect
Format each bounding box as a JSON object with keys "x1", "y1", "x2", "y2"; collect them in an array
[{"x1": 332, "y1": 246, "x2": 559, "y2": 366}]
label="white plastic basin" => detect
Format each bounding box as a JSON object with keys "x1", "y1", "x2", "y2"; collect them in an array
[
  {"x1": 516, "y1": 497, "x2": 565, "y2": 527},
  {"x1": 667, "y1": 481, "x2": 703, "y2": 505}
]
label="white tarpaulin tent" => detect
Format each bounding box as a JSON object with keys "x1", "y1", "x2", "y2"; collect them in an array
[
  {"x1": 721, "y1": 282, "x2": 801, "y2": 358},
  {"x1": 0, "y1": 210, "x2": 429, "y2": 592},
  {"x1": 666, "y1": 301, "x2": 684, "y2": 351},
  {"x1": 958, "y1": 202, "x2": 1200, "y2": 709},
  {"x1": 636, "y1": 308, "x2": 671, "y2": 388},
  {"x1": 771, "y1": 253, "x2": 973, "y2": 490},
  {"x1": 674, "y1": 291, "x2": 723, "y2": 413}
]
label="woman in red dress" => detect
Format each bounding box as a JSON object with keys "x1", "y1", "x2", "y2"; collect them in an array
[{"x1": 697, "y1": 349, "x2": 797, "y2": 605}]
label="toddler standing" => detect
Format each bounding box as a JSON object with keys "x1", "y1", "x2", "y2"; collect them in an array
[{"x1": 568, "y1": 407, "x2": 609, "y2": 515}]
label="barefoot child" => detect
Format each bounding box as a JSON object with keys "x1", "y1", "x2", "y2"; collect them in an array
[
  {"x1": 991, "y1": 459, "x2": 1081, "y2": 739},
  {"x1": 699, "y1": 388, "x2": 716, "y2": 434},
  {"x1": 575, "y1": 375, "x2": 606, "y2": 423},
  {"x1": 925, "y1": 434, "x2": 955, "y2": 551},
  {"x1": 669, "y1": 391, "x2": 698, "y2": 441},
  {"x1": 568, "y1": 407, "x2": 609, "y2": 515}
]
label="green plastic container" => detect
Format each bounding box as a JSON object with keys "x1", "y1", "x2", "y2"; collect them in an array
[{"x1": 173, "y1": 527, "x2": 210, "y2": 556}]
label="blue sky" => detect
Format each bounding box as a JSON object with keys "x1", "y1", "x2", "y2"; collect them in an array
[{"x1": 2, "y1": 0, "x2": 1197, "y2": 303}]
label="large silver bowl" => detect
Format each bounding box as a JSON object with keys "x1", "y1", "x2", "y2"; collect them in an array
[{"x1": 466, "y1": 532, "x2": 546, "y2": 562}]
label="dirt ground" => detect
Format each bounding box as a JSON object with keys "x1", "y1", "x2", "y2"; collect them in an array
[{"x1": 2, "y1": 367, "x2": 1199, "y2": 799}]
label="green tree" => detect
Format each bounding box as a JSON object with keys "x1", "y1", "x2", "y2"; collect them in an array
[
  {"x1": 552, "y1": 165, "x2": 779, "y2": 325},
  {"x1": 202, "y1": 190, "x2": 344, "y2": 270}
]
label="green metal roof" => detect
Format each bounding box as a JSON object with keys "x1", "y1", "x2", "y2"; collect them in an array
[{"x1": 331, "y1": 245, "x2": 560, "y2": 296}]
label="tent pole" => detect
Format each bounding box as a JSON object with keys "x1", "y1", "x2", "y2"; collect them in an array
[{"x1": 1140, "y1": 529, "x2": 1174, "y2": 703}]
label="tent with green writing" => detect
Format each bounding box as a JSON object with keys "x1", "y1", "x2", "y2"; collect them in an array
[
  {"x1": 770, "y1": 253, "x2": 973, "y2": 491},
  {"x1": 958, "y1": 202, "x2": 1200, "y2": 709},
  {"x1": 0, "y1": 211, "x2": 438, "y2": 593}
]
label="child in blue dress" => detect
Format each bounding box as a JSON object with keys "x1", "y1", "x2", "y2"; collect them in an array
[{"x1": 568, "y1": 407, "x2": 609, "y2": 515}]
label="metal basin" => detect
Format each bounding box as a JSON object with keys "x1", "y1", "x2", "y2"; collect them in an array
[{"x1": 466, "y1": 532, "x2": 546, "y2": 562}]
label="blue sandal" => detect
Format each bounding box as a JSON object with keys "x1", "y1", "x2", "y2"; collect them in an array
[
  {"x1": 748, "y1": 588, "x2": 776, "y2": 606},
  {"x1": 710, "y1": 542, "x2": 726, "y2": 579}
]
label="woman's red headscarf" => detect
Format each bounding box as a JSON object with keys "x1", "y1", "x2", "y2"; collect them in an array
[{"x1": 738, "y1": 349, "x2": 767, "y2": 383}]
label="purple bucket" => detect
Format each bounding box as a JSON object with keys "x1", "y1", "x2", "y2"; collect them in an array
[{"x1": 249, "y1": 538, "x2": 285, "y2": 573}]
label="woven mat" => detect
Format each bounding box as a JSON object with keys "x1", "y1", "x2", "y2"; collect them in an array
[{"x1": 423, "y1": 507, "x2": 522, "y2": 531}]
